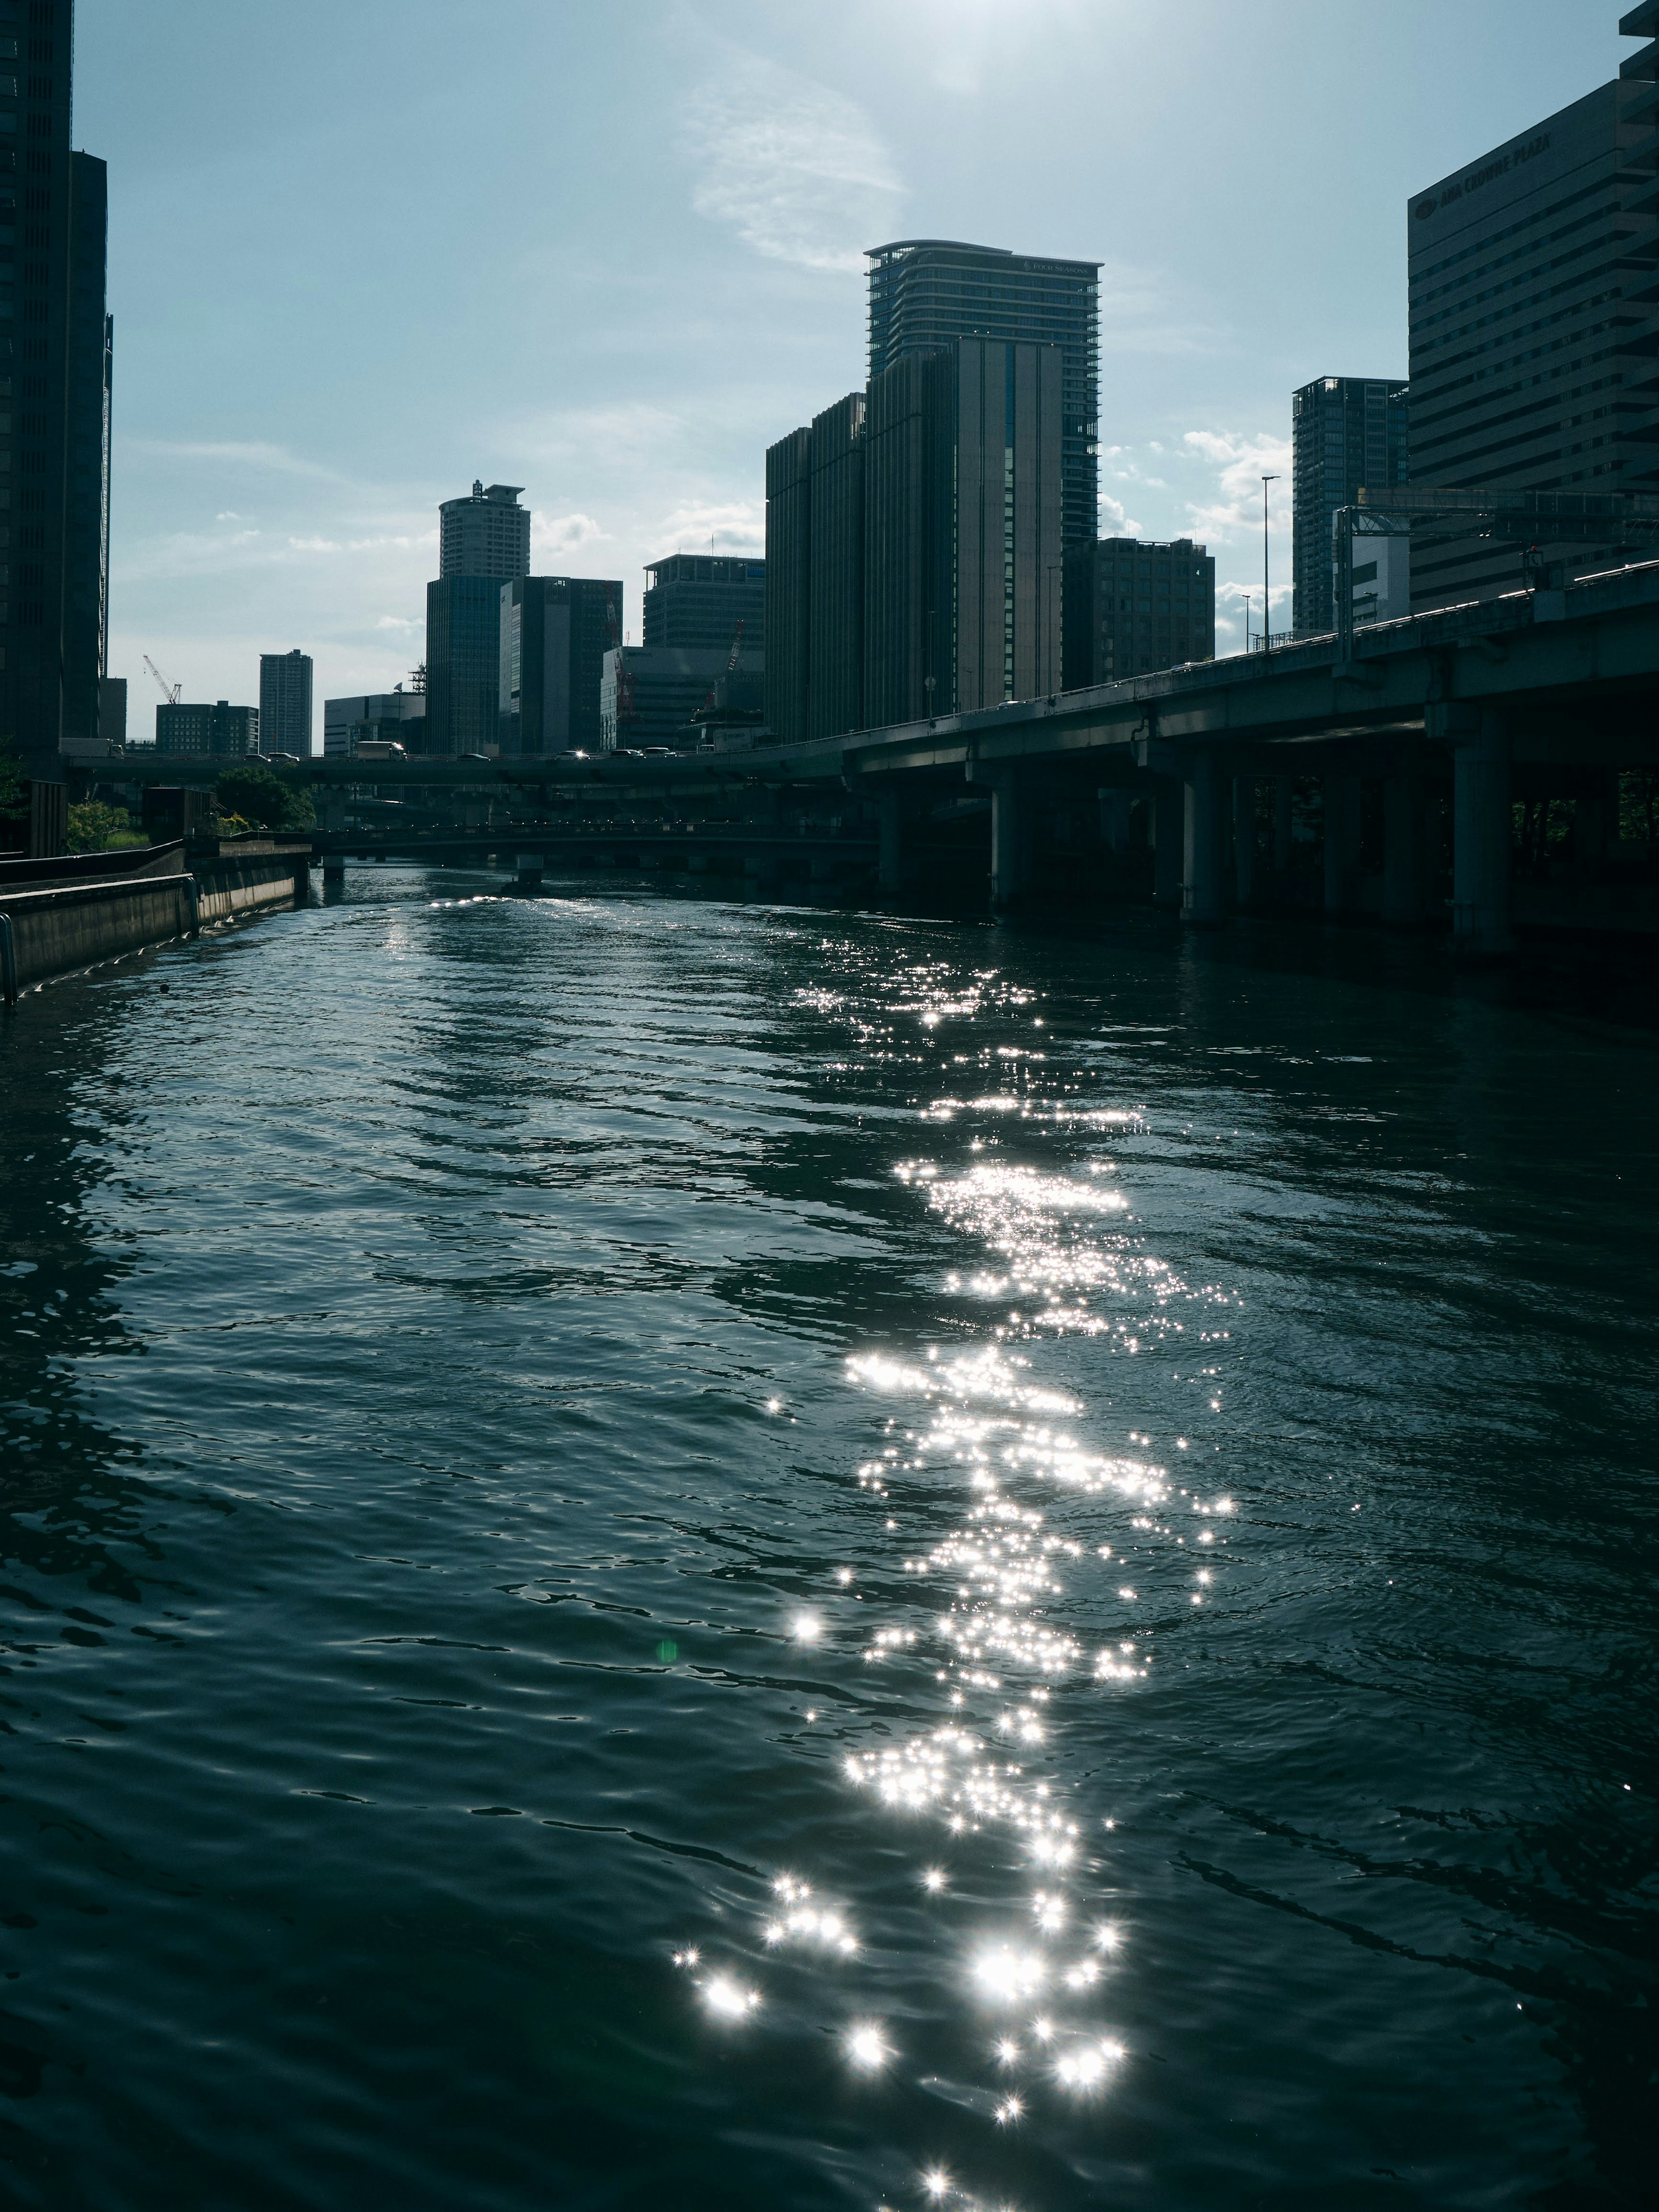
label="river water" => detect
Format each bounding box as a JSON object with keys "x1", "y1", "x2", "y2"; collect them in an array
[{"x1": 0, "y1": 869, "x2": 1655, "y2": 2212}]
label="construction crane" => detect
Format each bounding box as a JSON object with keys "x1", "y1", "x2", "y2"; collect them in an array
[
  {"x1": 143, "y1": 654, "x2": 182, "y2": 705},
  {"x1": 698, "y1": 618, "x2": 745, "y2": 715}
]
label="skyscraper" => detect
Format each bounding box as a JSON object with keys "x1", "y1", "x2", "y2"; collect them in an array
[
  {"x1": 867, "y1": 239, "x2": 1100, "y2": 549},
  {"x1": 1406, "y1": 10, "x2": 1659, "y2": 611},
  {"x1": 2, "y1": 0, "x2": 111, "y2": 774},
  {"x1": 426, "y1": 481, "x2": 531, "y2": 754},
  {"x1": 1290, "y1": 377, "x2": 1408, "y2": 636},
  {"x1": 63, "y1": 151, "x2": 109, "y2": 756},
  {"x1": 499, "y1": 576, "x2": 620, "y2": 756},
  {"x1": 439, "y1": 481, "x2": 531, "y2": 579},
  {"x1": 258, "y1": 649, "x2": 314, "y2": 757},
  {"x1": 642, "y1": 554, "x2": 765, "y2": 652},
  {"x1": 766, "y1": 336, "x2": 1064, "y2": 742}
]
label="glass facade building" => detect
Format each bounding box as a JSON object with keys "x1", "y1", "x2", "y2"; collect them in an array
[
  {"x1": 867, "y1": 239, "x2": 1100, "y2": 549},
  {"x1": 0, "y1": 0, "x2": 111, "y2": 772},
  {"x1": 499, "y1": 575, "x2": 620, "y2": 756},
  {"x1": 1290, "y1": 376, "x2": 1408, "y2": 636},
  {"x1": 1406, "y1": 22, "x2": 1659, "y2": 611},
  {"x1": 1062, "y1": 537, "x2": 1214, "y2": 686},
  {"x1": 427, "y1": 576, "x2": 508, "y2": 755}
]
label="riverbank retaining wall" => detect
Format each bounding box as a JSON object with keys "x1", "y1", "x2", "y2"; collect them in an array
[{"x1": 0, "y1": 853, "x2": 307, "y2": 1005}]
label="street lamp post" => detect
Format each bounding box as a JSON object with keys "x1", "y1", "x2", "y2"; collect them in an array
[{"x1": 1262, "y1": 474, "x2": 1280, "y2": 650}]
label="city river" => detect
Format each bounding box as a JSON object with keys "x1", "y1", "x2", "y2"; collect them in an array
[{"x1": 0, "y1": 872, "x2": 1654, "y2": 2211}]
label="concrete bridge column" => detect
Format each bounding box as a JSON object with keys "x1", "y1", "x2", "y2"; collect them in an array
[
  {"x1": 1182, "y1": 754, "x2": 1224, "y2": 925},
  {"x1": 1452, "y1": 711, "x2": 1514, "y2": 957},
  {"x1": 1232, "y1": 777, "x2": 1255, "y2": 910},
  {"x1": 1098, "y1": 788, "x2": 1132, "y2": 856},
  {"x1": 1273, "y1": 777, "x2": 1294, "y2": 872},
  {"x1": 1323, "y1": 773, "x2": 1360, "y2": 917},
  {"x1": 989, "y1": 778, "x2": 1029, "y2": 909},
  {"x1": 1151, "y1": 778, "x2": 1183, "y2": 907},
  {"x1": 1382, "y1": 771, "x2": 1422, "y2": 926},
  {"x1": 877, "y1": 793, "x2": 903, "y2": 895},
  {"x1": 515, "y1": 852, "x2": 544, "y2": 892}
]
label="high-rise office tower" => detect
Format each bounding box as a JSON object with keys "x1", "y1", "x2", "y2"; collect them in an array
[
  {"x1": 499, "y1": 576, "x2": 620, "y2": 755},
  {"x1": 642, "y1": 554, "x2": 765, "y2": 652},
  {"x1": 865, "y1": 337, "x2": 1063, "y2": 726},
  {"x1": 1, "y1": 1, "x2": 111, "y2": 773},
  {"x1": 1407, "y1": 8, "x2": 1659, "y2": 611},
  {"x1": 1062, "y1": 538, "x2": 1214, "y2": 686},
  {"x1": 867, "y1": 239, "x2": 1100, "y2": 549},
  {"x1": 766, "y1": 336, "x2": 1064, "y2": 742},
  {"x1": 439, "y1": 481, "x2": 531, "y2": 579},
  {"x1": 258, "y1": 649, "x2": 314, "y2": 757},
  {"x1": 760, "y1": 399, "x2": 864, "y2": 746},
  {"x1": 63, "y1": 151, "x2": 109, "y2": 756},
  {"x1": 426, "y1": 481, "x2": 531, "y2": 754},
  {"x1": 1290, "y1": 377, "x2": 1408, "y2": 636}
]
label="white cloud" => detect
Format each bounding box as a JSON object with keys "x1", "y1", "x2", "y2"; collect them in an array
[
  {"x1": 1181, "y1": 428, "x2": 1293, "y2": 546},
  {"x1": 680, "y1": 50, "x2": 903, "y2": 273},
  {"x1": 532, "y1": 510, "x2": 607, "y2": 554},
  {"x1": 650, "y1": 496, "x2": 764, "y2": 555},
  {"x1": 375, "y1": 614, "x2": 420, "y2": 633},
  {"x1": 1099, "y1": 493, "x2": 1141, "y2": 537},
  {"x1": 129, "y1": 438, "x2": 343, "y2": 482}
]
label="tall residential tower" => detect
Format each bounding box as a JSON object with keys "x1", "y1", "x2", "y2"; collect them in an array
[
  {"x1": 259, "y1": 649, "x2": 314, "y2": 757},
  {"x1": 867, "y1": 240, "x2": 1100, "y2": 549}
]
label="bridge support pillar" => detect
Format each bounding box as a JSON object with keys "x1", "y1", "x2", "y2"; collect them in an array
[
  {"x1": 1324, "y1": 773, "x2": 1360, "y2": 917},
  {"x1": 515, "y1": 853, "x2": 544, "y2": 893},
  {"x1": 1273, "y1": 776, "x2": 1294, "y2": 872},
  {"x1": 1452, "y1": 711, "x2": 1514, "y2": 957},
  {"x1": 1098, "y1": 788, "x2": 1132, "y2": 856},
  {"x1": 877, "y1": 793, "x2": 903, "y2": 894},
  {"x1": 1182, "y1": 754, "x2": 1224, "y2": 925},
  {"x1": 1151, "y1": 778, "x2": 1182, "y2": 907},
  {"x1": 323, "y1": 854, "x2": 345, "y2": 889},
  {"x1": 1382, "y1": 772, "x2": 1422, "y2": 926},
  {"x1": 1232, "y1": 777, "x2": 1255, "y2": 910},
  {"x1": 982, "y1": 777, "x2": 1031, "y2": 910}
]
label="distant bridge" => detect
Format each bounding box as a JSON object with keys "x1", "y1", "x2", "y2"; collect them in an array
[{"x1": 95, "y1": 562, "x2": 1659, "y2": 952}]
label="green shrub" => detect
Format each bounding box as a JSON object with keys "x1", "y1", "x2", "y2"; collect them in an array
[
  {"x1": 67, "y1": 799, "x2": 146, "y2": 853},
  {"x1": 213, "y1": 760, "x2": 316, "y2": 833}
]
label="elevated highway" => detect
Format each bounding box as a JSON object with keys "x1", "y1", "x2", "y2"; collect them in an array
[{"x1": 95, "y1": 561, "x2": 1659, "y2": 952}]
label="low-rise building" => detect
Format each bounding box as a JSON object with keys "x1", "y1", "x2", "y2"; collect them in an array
[
  {"x1": 601, "y1": 646, "x2": 765, "y2": 751},
  {"x1": 155, "y1": 700, "x2": 260, "y2": 757},
  {"x1": 1062, "y1": 537, "x2": 1214, "y2": 686},
  {"x1": 322, "y1": 689, "x2": 427, "y2": 759}
]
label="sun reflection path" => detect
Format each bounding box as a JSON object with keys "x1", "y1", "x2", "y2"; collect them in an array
[{"x1": 676, "y1": 1095, "x2": 1242, "y2": 2206}]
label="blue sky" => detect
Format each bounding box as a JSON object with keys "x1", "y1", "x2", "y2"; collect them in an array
[{"x1": 79, "y1": 0, "x2": 1624, "y2": 739}]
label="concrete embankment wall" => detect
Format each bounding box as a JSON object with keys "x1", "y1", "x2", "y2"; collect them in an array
[{"x1": 0, "y1": 854, "x2": 306, "y2": 1004}]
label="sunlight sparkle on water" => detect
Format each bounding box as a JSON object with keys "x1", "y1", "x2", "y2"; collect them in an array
[
  {"x1": 845, "y1": 2022, "x2": 890, "y2": 2069},
  {"x1": 972, "y1": 1945, "x2": 1047, "y2": 2003},
  {"x1": 702, "y1": 1976, "x2": 760, "y2": 2020}
]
